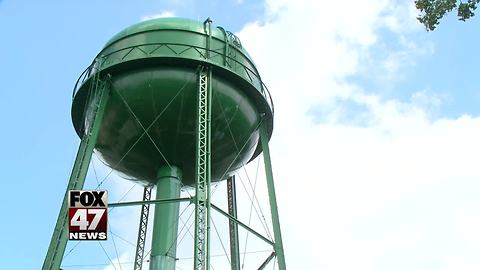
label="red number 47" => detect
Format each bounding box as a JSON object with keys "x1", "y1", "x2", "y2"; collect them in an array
[{"x1": 70, "y1": 209, "x2": 106, "y2": 230}]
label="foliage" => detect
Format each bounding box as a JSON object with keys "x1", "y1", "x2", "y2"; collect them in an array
[{"x1": 415, "y1": 0, "x2": 479, "y2": 30}]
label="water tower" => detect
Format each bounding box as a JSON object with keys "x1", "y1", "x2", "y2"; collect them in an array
[{"x1": 43, "y1": 17, "x2": 285, "y2": 270}]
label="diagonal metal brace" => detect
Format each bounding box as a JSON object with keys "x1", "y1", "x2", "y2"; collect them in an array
[
  {"x1": 257, "y1": 252, "x2": 276, "y2": 270},
  {"x1": 210, "y1": 204, "x2": 274, "y2": 247}
]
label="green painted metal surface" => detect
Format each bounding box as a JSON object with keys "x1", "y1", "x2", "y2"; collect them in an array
[
  {"x1": 193, "y1": 65, "x2": 212, "y2": 270},
  {"x1": 150, "y1": 166, "x2": 182, "y2": 270},
  {"x1": 108, "y1": 197, "x2": 191, "y2": 208},
  {"x1": 259, "y1": 119, "x2": 286, "y2": 270},
  {"x1": 71, "y1": 17, "x2": 273, "y2": 185},
  {"x1": 43, "y1": 76, "x2": 111, "y2": 270},
  {"x1": 227, "y1": 176, "x2": 241, "y2": 270},
  {"x1": 210, "y1": 204, "x2": 274, "y2": 246},
  {"x1": 134, "y1": 186, "x2": 152, "y2": 270},
  {"x1": 58, "y1": 17, "x2": 284, "y2": 270}
]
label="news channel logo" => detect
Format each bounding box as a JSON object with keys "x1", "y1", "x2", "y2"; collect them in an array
[{"x1": 68, "y1": 190, "x2": 108, "y2": 240}]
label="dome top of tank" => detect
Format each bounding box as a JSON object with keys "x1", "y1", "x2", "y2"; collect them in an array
[{"x1": 103, "y1": 17, "x2": 253, "y2": 58}]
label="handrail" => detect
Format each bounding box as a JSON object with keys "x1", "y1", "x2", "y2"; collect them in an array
[{"x1": 72, "y1": 63, "x2": 94, "y2": 99}]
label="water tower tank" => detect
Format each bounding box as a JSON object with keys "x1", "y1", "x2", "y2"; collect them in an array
[
  {"x1": 43, "y1": 18, "x2": 286, "y2": 270},
  {"x1": 71, "y1": 17, "x2": 273, "y2": 185}
]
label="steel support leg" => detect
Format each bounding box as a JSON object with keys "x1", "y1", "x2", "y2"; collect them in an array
[
  {"x1": 149, "y1": 166, "x2": 182, "y2": 270},
  {"x1": 193, "y1": 66, "x2": 212, "y2": 270},
  {"x1": 259, "y1": 120, "x2": 286, "y2": 270},
  {"x1": 42, "y1": 75, "x2": 110, "y2": 270},
  {"x1": 134, "y1": 185, "x2": 153, "y2": 270},
  {"x1": 227, "y1": 176, "x2": 241, "y2": 270}
]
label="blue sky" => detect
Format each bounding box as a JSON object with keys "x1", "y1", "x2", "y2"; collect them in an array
[
  {"x1": 348, "y1": 16, "x2": 480, "y2": 118},
  {"x1": 1, "y1": 0, "x2": 480, "y2": 269}
]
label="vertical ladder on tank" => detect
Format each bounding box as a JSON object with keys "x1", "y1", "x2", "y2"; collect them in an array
[
  {"x1": 193, "y1": 18, "x2": 213, "y2": 270},
  {"x1": 193, "y1": 65, "x2": 213, "y2": 270}
]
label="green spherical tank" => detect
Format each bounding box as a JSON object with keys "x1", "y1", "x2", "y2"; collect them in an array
[{"x1": 72, "y1": 18, "x2": 273, "y2": 186}]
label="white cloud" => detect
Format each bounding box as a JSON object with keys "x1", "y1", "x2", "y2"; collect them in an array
[
  {"x1": 141, "y1": 10, "x2": 176, "y2": 21},
  {"x1": 236, "y1": 0, "x2": 480, "y2": 269},
  {"x1": 96, "y1": 0, "x2": 480, "y2": 269}
]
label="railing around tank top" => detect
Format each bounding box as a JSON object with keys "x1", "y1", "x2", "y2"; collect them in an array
[{"x1": 72, "y1": 43, "x2": 274, "y2": 115}]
